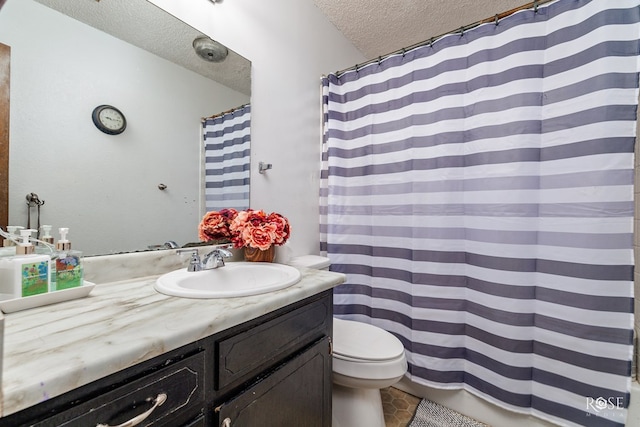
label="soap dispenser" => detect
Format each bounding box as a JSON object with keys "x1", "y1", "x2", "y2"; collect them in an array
[
  {"x1": 16, "y1": 229, "x2": 37, "y2": 256},
  {"x1": 54, "y1": 228, "x2": 84, "y2": 291},
  {"x1": 0, "y1": 226, "x2": 21, "y2": 257},
  {"x1": 0, "y1": 229, "x2": 51, "y2": 299},
  {"x1": 40, "y1": 225, "x2": 54, "y2": 245},
  {"x1": 2, "y1": 226, "x2": 23, "y2": 247},
  {"x1": 39, "y1": 225, "x2": 58, "y2": 288}
]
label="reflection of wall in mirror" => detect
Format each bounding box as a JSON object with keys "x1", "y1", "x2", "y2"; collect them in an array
[{"x1": 0, "y1": 0, "x2": 250, "y2": 256}]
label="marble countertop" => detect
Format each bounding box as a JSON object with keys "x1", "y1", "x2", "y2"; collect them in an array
[{"x1": 0, "y1": 266, "x2": 345, "y2": 417}]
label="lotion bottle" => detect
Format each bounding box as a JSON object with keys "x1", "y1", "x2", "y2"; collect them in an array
[
  {"x1": 0, "y1": 229, "x2": 51, "y2": 299},
  {"x1": 54, "y1": 228, "x2": 84, "y2": 291}
]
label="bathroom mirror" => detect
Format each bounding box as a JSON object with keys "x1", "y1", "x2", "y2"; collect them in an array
[{"x1": 0, "y1": 0, "x2": 251, "y2": 255}]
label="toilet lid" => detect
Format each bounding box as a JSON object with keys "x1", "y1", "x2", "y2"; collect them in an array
[{"x1": 333, "y1": 318, "x2": 405, "y2": 362}]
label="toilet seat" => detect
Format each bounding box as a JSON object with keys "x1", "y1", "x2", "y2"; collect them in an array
[{"x1": 333, "y1": 317, "x2": 405, "y2": 361}]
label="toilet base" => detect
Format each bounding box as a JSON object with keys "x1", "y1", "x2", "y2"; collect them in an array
[{"x1": 332, "y1": 383, "x2": 385, "y2": 427}]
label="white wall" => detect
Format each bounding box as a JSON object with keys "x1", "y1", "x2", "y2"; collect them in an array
[
  {"x1": 0, "y1": 0, "x2": 249, "y2": 255},
  {"x1": 149, "y1": 0, "x2": 365, "y2": 257},
  {"x1": 148, "y1": 3, "x2": 640, "y2": 427}
]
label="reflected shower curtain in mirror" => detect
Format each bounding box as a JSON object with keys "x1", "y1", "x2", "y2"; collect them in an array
[
  {"x1": 320, "y1": 1, "x2": 639, "y2": 426},
  {"x1": 203, "y1": 104, "x2": 251, "y2": 211}
]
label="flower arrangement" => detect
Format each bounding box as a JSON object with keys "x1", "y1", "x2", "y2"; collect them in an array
[
  {"x1": 198, "y1": 208, "x2": 238, "y2": 243},
  {"x1": 198, "y1": 208, "x2": 290, "y2": 251}
]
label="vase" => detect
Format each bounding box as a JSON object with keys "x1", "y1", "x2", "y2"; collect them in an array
[{"x1": 244, "y1": 246, "x2": 275, "y2": 262}]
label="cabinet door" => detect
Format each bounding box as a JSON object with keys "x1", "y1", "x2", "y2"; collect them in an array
[
  {"x1": 217, "y1": 294, "x2": 331, "y2": 391},
  {"x1": 217, "y1": 337, "x2": 331, "y2": 427}
]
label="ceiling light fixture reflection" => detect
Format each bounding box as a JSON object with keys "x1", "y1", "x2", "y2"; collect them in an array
[{"x1": 192, "y1": 37, "x2": 228, "y2": 63}]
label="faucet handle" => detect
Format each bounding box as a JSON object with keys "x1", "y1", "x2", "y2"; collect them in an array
[
  {"x1": 215, "y1": 246, "x2": 233, "y2": 258},
  {"x1": 186, "y1": 253, "x2": 202, "y2": 272},
  {"x1": 176, "y1": 248, "x2": 202, "y2": 272}
]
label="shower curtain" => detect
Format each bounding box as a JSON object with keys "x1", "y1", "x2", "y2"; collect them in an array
[
  {"x1": 203, "y1": 104, "x2": 251, "y2": 211},
  {"x1": 320, "y1": 1, "x2": 639, "y2": 426}
]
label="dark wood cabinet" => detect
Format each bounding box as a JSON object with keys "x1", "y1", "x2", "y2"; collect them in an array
[
  {"x1": 0, "y1": 290, "x2": 333, "y2": 427},
  {"x1": 184, "y1": 415, "x2": 206, "y2": 427},
  {"x1": 216, "y1": 337, "x2": 331, "y2": 427}
]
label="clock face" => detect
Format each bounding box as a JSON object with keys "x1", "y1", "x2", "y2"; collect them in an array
[{"x1": 92, "y1": 105, "x2": 127, "y2": 135}]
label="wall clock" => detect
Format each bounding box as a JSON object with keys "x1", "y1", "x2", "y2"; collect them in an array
[{"x1": 91, "y1": 105, "x2": 127, "y2": 135}]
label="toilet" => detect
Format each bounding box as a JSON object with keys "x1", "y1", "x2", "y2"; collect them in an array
[{"x1": 288, "y1": 255, "x2": 408, "y2": 427}]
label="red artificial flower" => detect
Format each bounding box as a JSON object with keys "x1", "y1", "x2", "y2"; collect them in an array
[{"x1": 198, "y1": 208, "x2": 238, "y2": 242}]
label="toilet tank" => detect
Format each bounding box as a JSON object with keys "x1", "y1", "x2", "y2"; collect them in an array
[{"x1": 288, "y1": 255, "x2": 331, "y2": 270}]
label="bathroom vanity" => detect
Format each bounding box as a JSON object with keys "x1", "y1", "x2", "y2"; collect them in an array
[{"x1": 0, "y1": 264, "x2": 345, "y2": 426}]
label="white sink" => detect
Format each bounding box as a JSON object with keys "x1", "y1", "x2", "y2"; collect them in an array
[{"x1": 154, "y1": 262, "x2": 302, "y2": 299}]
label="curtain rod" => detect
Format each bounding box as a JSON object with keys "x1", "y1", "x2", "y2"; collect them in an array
[
  {"x1": 333, "y1": 0, "x2": 557, "y2": 78},
  {"x1": 202, "y1": 103, "x2": 250, "y2": 121}
]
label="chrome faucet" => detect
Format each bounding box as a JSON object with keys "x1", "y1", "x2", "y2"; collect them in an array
[
  {"x1": 201, "y1": 247, "x2": 233, "y2": 269},
  {"x1": 163, "y1": 240, "x2": 179, "y2": 249},
  {"x1": 176, "y1": 245, "x2": 233, "y2": 272}
]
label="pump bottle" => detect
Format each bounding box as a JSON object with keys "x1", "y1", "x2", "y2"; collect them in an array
[
  {"x1": 0, "y1": 229, "x2": 51, "y2": 299},
  {"x1": 54, "y1": 228, "x2": 84, "y2": 291}
]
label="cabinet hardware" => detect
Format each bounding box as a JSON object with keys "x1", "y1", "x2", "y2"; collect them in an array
[
  {"x1": 221, "y1": 417, "x2": 232, "y2": 427},
  {"x1": 96, "y1": 392, "x2": 167, "y2": 427}
]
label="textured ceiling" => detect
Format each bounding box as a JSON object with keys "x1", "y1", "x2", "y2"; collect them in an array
[
  {"x1": 312, "y1": 0, "x2": 528, "y2": 60},
  {"x1": 34, "y1": 0, "x2": 537, "y2": 95},
  {"x1": 35, "y1": 0, "x2": 251, "y2": 96}
]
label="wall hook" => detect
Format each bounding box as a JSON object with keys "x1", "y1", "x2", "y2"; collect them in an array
[
  {"x1": 258, "y1": 161, "x2": 272, "y2": 174},
  {"x1": 158, "y1": 183, "x2": 167, "y2": 190}
]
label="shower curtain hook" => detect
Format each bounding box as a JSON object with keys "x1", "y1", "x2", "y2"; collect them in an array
[
  {"x1": 533, "y1": 0, "x2": 539, "y2": 13},
  {"x1": 377, "y1": 56, "x2": 382, "y2": 66},
  {"x1": 459, "y1": 26, "x2": 465, "y2": 37},
  {"x1": 402, "y1": 48, "x2": 406, "y2": 57},
  {"x1": 495, "y1": 14, "x2": 499, "y2": 26},
  {"x1": 429, "y1": 38, "x2": 434, "y2": 48}
]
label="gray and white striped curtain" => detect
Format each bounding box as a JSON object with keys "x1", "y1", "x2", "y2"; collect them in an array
[
  {"x1": 203, "y1": 104, "x2": 251, "y2": 212},
  {"x1": 320, "y1": 1, "x2": 639, "y2": 426}
]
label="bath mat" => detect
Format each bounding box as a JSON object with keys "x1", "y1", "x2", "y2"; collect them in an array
[{"x1": 408, "y1": 399, "x2": 489, "y2": 427}]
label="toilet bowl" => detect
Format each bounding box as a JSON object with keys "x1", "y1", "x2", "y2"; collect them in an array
[
  {"x1": 332, "y1": 317, "x2": 408, "y2": 427},
  {"x1": 288, "y1": 255, "x2": 408, "y2": 427}
]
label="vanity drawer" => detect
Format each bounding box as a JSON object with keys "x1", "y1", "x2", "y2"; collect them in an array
[
  {"x1": 34, "y1": 351, "x2": 205, "y2": 427},
  {"x1": 216, "y1": 294, "x2": 331, "y2": 390}
]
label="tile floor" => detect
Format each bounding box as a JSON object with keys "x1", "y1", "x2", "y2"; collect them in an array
[{"x1": 381, "y1": 387, "x2": 422, "y2": 427}]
